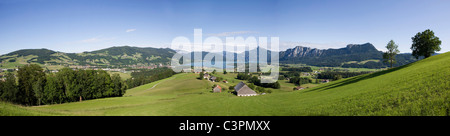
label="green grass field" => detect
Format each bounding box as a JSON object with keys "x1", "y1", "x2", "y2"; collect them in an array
[
  {"x1": 284, "y1": 64, "x2": 383, "y2": 72},
  {"x1": 1, "y1": 52, "x2": 449, "y2": 116}
]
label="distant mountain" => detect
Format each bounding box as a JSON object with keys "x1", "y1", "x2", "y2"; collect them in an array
[
  {"x1": 280, "y1": 43, "x2": 418, "y2": 68},
  {"x1": 3, "y1": 48, "x2": 58, "y2": 64},
  {"x1": 0, "y1": 43, "x2": 420, "y2": 70},
  {"x1": 281, "y1": 43, "x2": 379, "y2": 58},
  {"x1": 0, "y1": 46, "x2": 175, "y2": 69}
]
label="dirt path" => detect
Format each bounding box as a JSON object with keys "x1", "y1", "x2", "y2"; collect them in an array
[{"x1": 148, "y1": 76, "x2": 176, "y2": 90}]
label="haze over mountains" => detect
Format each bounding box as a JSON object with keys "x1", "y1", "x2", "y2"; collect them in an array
[{"x1": 0, "y1": 43, "x2": 419, "y2": 69}]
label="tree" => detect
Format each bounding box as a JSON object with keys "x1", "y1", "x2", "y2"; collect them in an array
[
  {"x1": 411, "y1": 29, "x2": 441, "y2": 59},
  {"x1": 273, "y1": 81, "x2": 280, "y2": 89},
  {"x1": 17, "y1": 64, "x2": 46, "y2": 106},
  {"x1": 333, "y1": 74, "x2": 342, "y2": 81},
  {"x1": 1, "y1": 73, "x2": 18, "y2": 103},
  {"x1": 228, "y1": 85, "x2": 235, "y2": 91},
  {"x1": 111, "y1": 74, "x2": 123, "y2": 97},
  {"x1": 44, "y1": 75, "x2": 60, "y2": 104},
  {"x1": 383, "y1": 40, "x2": 400, "y2": 68},
  {"x1": 247, "y1": 83, "x2": 256, "y2": 90},
  {"x1": 199, "y1": 72, "x2": 204, "y2": 80},
  {"x1": 33, "y1": 78, "x2": 45, "y2": 106},
  {"x1": 56, "y1": 67, "x2": 76, "y2": 102},
  {"x1": 0, "y1": 81, "x2": 3, "y2": 100}
]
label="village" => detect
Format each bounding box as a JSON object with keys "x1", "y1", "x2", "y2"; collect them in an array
[{"x1": 197, "y1": 66, "x2": 340, "y2": 97}]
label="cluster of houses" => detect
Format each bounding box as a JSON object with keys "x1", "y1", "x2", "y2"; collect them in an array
[
  {"x1": 1, "y1": 68, "x2": 17, "y2": 72},
  {"x1": 202, "y1": 73, "x2": 228, "y2": 83},
  {"x1": 212, "y1": 82, "x2": 258, "y2": 97},
  {"x1": 126, "y1": 63, "x2": 166, "y2": 69}
]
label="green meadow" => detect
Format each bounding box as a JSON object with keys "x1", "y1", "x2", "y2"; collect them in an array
[{"x1": 1, "y1": 52, "x2": 449, "y2": 116}]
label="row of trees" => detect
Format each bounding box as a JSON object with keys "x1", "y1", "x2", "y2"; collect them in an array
[
  {"x1": 125, "y1": 67, "x2": 176, "y2": 89},
  {"x1": 317, "y1": 71, "x2": 371, "y2": 79},
  {"x1": 236, "y1": 73, "x2": 281, "y2": 89},
  {"x1": 282, "y1": 67, "x2": 313, "y2": 72},
  {"x1": 289, "y1": 77, "x2": 312, "y2": 86},
  {"x1": 0, "y1": 64, "x2": 127, "y2": 106}
]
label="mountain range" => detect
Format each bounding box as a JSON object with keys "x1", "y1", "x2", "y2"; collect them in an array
[
  {"x1": 0, "y1": 43, "x2": 419, "y2": 70},
  {"x1": 279, "y1": 43, "x2": 419, "y2": 68}
]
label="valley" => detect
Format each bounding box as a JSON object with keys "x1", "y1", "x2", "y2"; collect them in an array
[{"x1": 1, "y1": 52, "x2": 448, "y2": 116}]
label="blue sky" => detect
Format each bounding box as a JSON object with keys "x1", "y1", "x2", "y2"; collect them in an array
[{"x1": 0, "y1": 0, "x2": 449, "y2": 55}]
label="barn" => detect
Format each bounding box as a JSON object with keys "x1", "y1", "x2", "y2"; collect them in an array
[
  {"x1": 213, "y1": 85, "x2": 222, "y2": 93},
  {"x1": 234, "y1": 82, "x2": 257, "y2": 96}
]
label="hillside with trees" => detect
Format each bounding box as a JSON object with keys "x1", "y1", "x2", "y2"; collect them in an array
[
  {"x1": 0, "y1": 46, "x2": 176, "y2": 69},
  {"x1": 0, "y1": 64, "x2": 127, "y2": 106}
]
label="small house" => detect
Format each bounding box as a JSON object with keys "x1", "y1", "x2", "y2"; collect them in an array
[
  {"x1": 223, "y1": 80, "x2": 228, "y2": 83},
  {"x1": 213, "y1": 85, "x2": 222, "y2": 93},
  {"x1": 234, "y1": 82, "x2": 257, "y2": 97},
  {"x1": 294, "y1": 86, "x2": 305, "y2": 90},
  {"x1": 203, "y1": 73, "x2": 209, "y2": 79},
  {"x1": 210, "y1": 76, "x2": 217, "y2": 82}
]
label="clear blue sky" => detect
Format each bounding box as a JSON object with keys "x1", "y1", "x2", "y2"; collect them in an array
[{"x1": 1, "y1": 0, "x2": 449, "y2": 55}]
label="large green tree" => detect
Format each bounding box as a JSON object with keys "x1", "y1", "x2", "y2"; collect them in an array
[
  {"x1": 32, "y1": 78, "x2": 45, "y2": 106},
  {"x1": 383, "y1": 40, "x2": 400, "y2": 68},
  {"x1": 1, "y1": 73, "x2": 18, "y2": 103},
  {"x1": 44, "y1": 74, "x2": 63, "y2": 104},
  {"x1": 17, "y1": 64, "x2": 46, "y2": 106},
  {"x1": 111, "y1": 73, "x2": 123, "y2": 97},
  {"x1": 411, "y1": 29, "x2": 441, "y2": 59}
]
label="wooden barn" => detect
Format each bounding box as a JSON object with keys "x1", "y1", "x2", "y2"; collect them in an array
[{"x1": 234, "y1": 82, "x2": 257, "y2": 96}]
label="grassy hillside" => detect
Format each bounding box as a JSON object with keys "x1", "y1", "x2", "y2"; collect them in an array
[
  {"x1": 1, "y1": 52, "x2": 449, "y2": 116},
  {"x1": 0, "y1": 46, "x2": 175, "y2": 70}
]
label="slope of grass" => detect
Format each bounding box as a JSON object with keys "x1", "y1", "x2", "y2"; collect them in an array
[
  {"x1": 1, "y1": 52, "x2": 449, "y2": 116},
  {"x1": 0, "y1": 102, "x2": 63, "y2": 116}
]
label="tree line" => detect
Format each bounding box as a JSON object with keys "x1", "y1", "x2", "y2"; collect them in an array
[
  {"x1": 282, "y1": 67, "x2": 313, "y2": 72},
  {"x1": 125, "y1": 67, "x2": 176, "y2": 89},
  {"x1": 236, "y1": 73, "x2": 280, "y2": 89},
  {"x1": 0, "y1": 64, "x2": 127, "y2": 106},
  {"x1": 288, "y1": 77, "x2": 312, "y2": 86},
  {"x1": 317, "y1": 71, "x2": 371, "y2": 79}
]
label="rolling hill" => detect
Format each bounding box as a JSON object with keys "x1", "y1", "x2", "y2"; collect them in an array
[
  {"x1": 1, "y1": 52, "x2": 448, "y2": 116},
  {"x1": 0, "y1": 46, "x2": 176, "y2": 69}
]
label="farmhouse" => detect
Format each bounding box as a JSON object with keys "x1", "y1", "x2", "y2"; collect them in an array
[
  {"x1": 203, "y1": 73, "x2": 209, "y2": 79},
  {"x1": 212, "y1": 85, "x2": 222, "y2": 93},
  {"x1": 234, "y1": 82, "x2": 257, "y2": 97},
  {"x1": 294, "y1": 86, "x2": 305, "y2": 90},
  {"x1": 210, "y1": 76, "x2": 217, "y2": 82}
]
